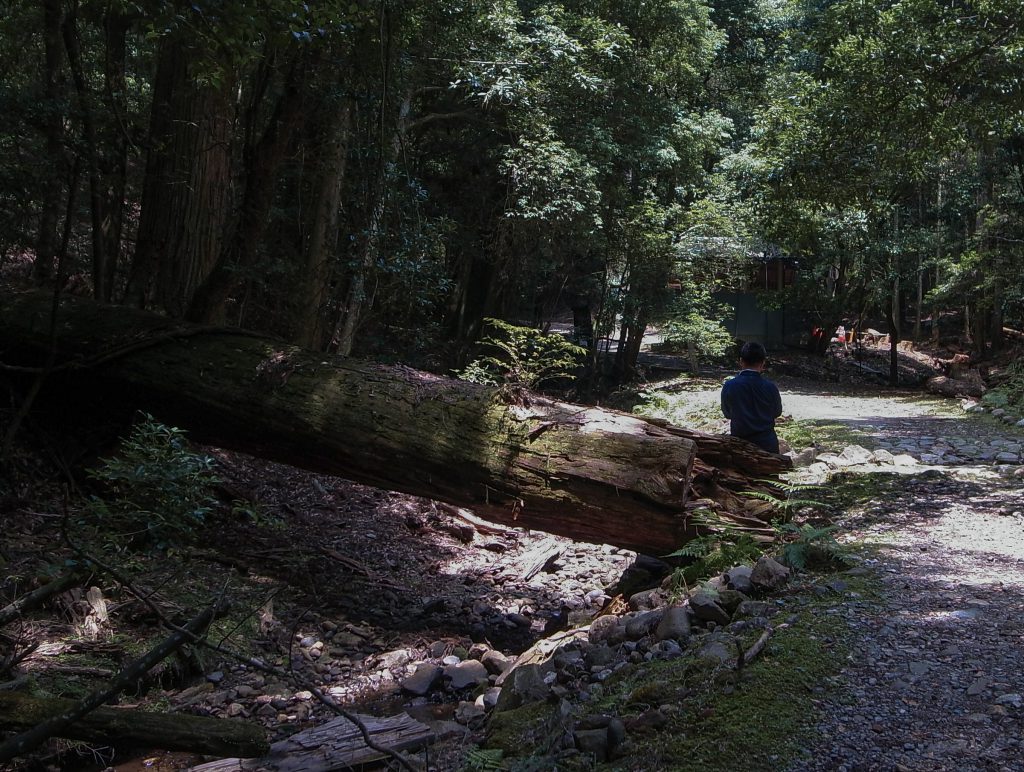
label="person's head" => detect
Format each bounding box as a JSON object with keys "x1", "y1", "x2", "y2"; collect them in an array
[{"x1": 739, "y1": 341, "x2": 767, "y2": 370}]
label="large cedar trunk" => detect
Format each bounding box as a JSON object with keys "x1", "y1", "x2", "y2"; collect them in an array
[
  {"x1": 292, "y1": 94, "x2": 352, "y2": 349},
  {"x1": 34, "y1": 0, "x2": 66, "y2": 285},
  {"x1": 187, "y1": 58, "x2": 308, "y2": 325},
  {"x1": 0, "y1": 293, "x2": 789, "y2": 556},
  {"x1": 126, "y1": 35, "x2": 233, "y2": 316}
]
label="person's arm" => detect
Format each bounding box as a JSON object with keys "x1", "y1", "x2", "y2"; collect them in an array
[
  {"x1": 721, "y1": 384, "x2": 732, "y2": 418},
  {"x1": 771, "y1": 384, "x2": 783, "y2": 418}
]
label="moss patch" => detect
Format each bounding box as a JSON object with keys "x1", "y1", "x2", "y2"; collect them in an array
[
  {"x1": 485, "y1": 701, "x2": 559, "y2": 758},
  {"x1": 592, "y1": 577, "x2": 869, "y2": 771},
  {"x1": 476, "y1": 574, "x2": 872, "y2": 771}
]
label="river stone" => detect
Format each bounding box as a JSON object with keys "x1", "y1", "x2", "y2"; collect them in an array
[
  {"x1": 574, "y1": 728, "x2": 611, "y2": 761},
  {"x1": 625, "y1": 609, "x2": 664, "y2": 639},
  {"x1": 378, "y1": 648, "x2": 413, "y2": 669},
  {"x1": 872, "y1": 448, "x2": 896, "y2": 464},
  {"x1": 689, "y1": 591, "x2": 731, "y2": 626},
  {"x1": 840, "y1": 445, "x2": 874, "y2": 464},
  {"x1": 751, "y1": 556, "x2": 790, "y2": 591},
  {"x1": 790, "y1": 447, "x2": 818, "y2": 467},
  {"x1": 720, "y1": 567, "x2": 752, "y2": 596},
  {"x1": 628, "y1": 588, "x2": 668, "y2": 611},
  {"x1": 892, "y1": 454, "x2": 918, "y2": 466},
  {"x1": 401, "y1": 663, "x2": 442, "y2": 696},
  {"x1": 494, "y1": 664, "x2": 551, "y2": 712},
  {"x1": 445, "y1": 659, "x2": 489, "y2": 689},
  {"x1": 481, "y1": 649, "x2": 512, "y2": 675},
  {"x1": 589, "y1": 614, "x2": 625, "y2": 644},
  {"x1": 654, "y1": 605, "x2": 692, "y2": 642}
]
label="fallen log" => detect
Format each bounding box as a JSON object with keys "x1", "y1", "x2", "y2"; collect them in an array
[
  {"x1": 0, "y1": 571, "x2": 87, "y2": 627},
  {"x1": 0, "y1": 292, "x2": 786, "y2": 555},
  {"x1": 0, "y1": 692, "x2": 268, "y2": 757},
  {"x1": 925, "y1": 372, "x2": 986, "y2": 399}
]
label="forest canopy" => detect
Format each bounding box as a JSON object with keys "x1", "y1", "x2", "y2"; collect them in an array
[{"x1": 2, "y1": 0, "x2": 1022, "y2": 382}]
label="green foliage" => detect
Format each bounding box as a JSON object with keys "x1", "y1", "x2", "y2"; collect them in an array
[
  {"x1": 665, "y1": 509, "x2": 767, "y2": 584},
  {"x1": 985, "y1": 357, "x2": 1024, "y2": 411},
  {"x1": 86, "y1": 414, "x2": 220, "y2": 546},
  {"x1": 457, "y1": 318, "x2": 586, "y2": 390},
  {"x1": 775, "y1": 522, "x2": 853, "y2": 571},
  {"x1": 667, "y1": 532, "x2": 765, "y2": 586},
  {"x1": 461, "y1": 747, "x2": 504, "y2": 772},
  {"x1": 742, "y1": 480, "x2": 827, "y2": 519},
  {"x1": 662, "y1": 311, "x2": 735, "y2": 360}
]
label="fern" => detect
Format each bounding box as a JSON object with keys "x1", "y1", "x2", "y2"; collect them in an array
[
  {"x1": 776, "y1": 522, "x2": 852, "y2": 570},
  {"x1": 743, "y1": 480, "x2": 828, "y2": 519},
  {"x1": 462, "y1": 748, "x2": 505, "y2": 771}
]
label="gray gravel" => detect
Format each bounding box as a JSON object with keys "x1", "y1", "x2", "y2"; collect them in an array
[{"x1": 781, "y1": 393, "x2": 1024, "y2": 772}]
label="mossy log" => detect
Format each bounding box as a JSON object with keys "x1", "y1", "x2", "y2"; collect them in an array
[
  {"x1": 0, "y1": 292, "x2": 786, "y2": 554},
  {"x1": 0, "y1": 692, "x2": 268, "y2": 757}
]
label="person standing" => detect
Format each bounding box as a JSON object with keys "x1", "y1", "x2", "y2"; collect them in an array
[{"x1": 721, "y1": 341, "x2": 783, "y2": 454}]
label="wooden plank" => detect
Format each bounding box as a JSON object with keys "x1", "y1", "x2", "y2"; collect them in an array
[{"x1": 190, "y1": 713, "x2": 435, "y2": 771}]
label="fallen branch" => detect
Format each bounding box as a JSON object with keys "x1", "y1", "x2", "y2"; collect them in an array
[
  {"x1": 738, "y1": 626, "x2": 775, "y2": 670},
  {"x1": 517, "y1": 538, "x2": 563, "y2": 581},
  {"x1": 0, "y1": 571, "x2": 87, "y2": 627}
]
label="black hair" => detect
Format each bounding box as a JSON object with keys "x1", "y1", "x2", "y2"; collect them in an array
[{"x1": 739, "y1": 341, "x2": 767, "y2": 365}]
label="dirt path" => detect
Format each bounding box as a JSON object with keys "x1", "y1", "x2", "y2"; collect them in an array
[{"x1": 763, "y1": 388, "x2": 1024, "y2": 771}]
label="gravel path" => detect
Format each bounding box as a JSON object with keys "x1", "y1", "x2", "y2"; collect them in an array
[{"x1": 766, "y1": 388, "x2": 1024, "y2": 771}]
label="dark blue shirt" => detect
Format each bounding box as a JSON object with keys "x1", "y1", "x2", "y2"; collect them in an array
[{"x1": 721, "y1": 370, "x2": 783, "y2": 454}]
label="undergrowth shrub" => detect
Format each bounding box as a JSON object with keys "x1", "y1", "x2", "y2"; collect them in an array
[
  {"x1": 775, "y1": 522, "x2": 853, "y2": 570},
  {"x1": 984, "y1": 356, "x2": 1024, "y2": 411},
  {"x1": 86, "y1": 414, "x2": 219, "y2": 547},
  {"x1": 457, "y1": 318, "x2": 586, "y2": 390}
]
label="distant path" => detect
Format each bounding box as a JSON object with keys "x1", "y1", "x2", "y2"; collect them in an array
[
  {"x1": 682, "y1": 378, "x2": 1024, "y2": 465},
  {"x1": 675, "y1": 378, "x2": 1024, "y2": 769}
]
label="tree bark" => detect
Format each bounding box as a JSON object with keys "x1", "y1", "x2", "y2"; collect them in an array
[
  {"x1": 292, "y1": 93, "x2": 353, "y2": 349},
  {"x1": 187, "y1": 56, "x2": 308, "y2": 325},
  {"x1": 0, "y1": 294, "x2": 787, "y2": 555},
  {"x1": 34, "y1": 0, "x2": 66, "y2": 285},
  {"x1": 62, "y1": 5, "x2": 109, "y2": 301},
  {"x1": 126, "y1": 34, "x2": 233, "y2": 316}
]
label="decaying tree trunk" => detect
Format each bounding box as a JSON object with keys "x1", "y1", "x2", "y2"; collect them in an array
[
  {"x1": 925, "y1": 373, "x2": 986, "y2": 399},
  {"x1": 0, "y1": 293, "x2": 789, "y2": 555},
  {"x1": 0, "y1": 692, "x2": 267, "y2": 757}
]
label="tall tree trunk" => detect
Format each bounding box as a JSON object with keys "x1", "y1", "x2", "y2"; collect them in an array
[
  {"x1": 293, "y1": 96, "x2": 353, "y2": 349},
  {"x1": 187, "y1": 58, "x2": 307, "y2": 324},
  {"x1": 98, "y1": 12, "x2": 130, "y2": 299},
  {"x1": 62, "y1": 4, "x2": 109, "y2": 301},
  {"x1": 126, "y1": 36, "x2": 233, "y2": 316},
  {"x1": 932, "y1": 179, "x2": 943, "y2": 343},
  {"x1": 333, "y1": 93, "x2": 412, "y2": 356},
  {"x1": 34, "y1": 0, "x2": 66, "y2": 285}
]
